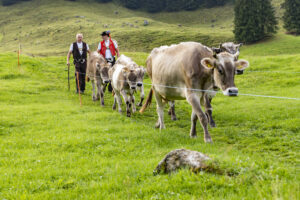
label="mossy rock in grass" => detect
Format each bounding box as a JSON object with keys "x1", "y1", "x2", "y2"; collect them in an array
[{"x1": 153, "y1": 149, "x2": 239, "y2": 176}]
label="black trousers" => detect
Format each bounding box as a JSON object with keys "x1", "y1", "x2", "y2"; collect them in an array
[{"x1": 74, "y1": 62, "x2": 87, "y2": 92}]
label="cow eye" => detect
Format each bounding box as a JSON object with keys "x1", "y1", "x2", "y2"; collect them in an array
[{"x1": 218, "y1": 68, "x2": 223, "y2": 75}]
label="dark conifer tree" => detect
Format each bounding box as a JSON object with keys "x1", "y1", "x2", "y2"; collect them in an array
[
  {"x1": 119, "y1": 0, "x2": 141, "y2": 9},
  {"x1": 283, "y1": 0, "x2": 300, "y2": 35},
  {"x1": 144, "y1": 0, "x2": 165, "y2": 13},
  {"x1": 234, "y1": 0, "x2": 277, "y2": 43}
]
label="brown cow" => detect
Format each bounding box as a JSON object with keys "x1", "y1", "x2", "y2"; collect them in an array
[
  {"x1": 140, "y1": 42, "x2": 249, "y2": 143},
  {"x1": 169, "y1": 42, "x2": 245, "y2": 126},
  {"x1": 86, "y1": 52, "x2": 111, "y2": 106}
]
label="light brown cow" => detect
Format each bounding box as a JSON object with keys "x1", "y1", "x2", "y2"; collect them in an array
[
  {"x1": 116, "y1": 54, "x2": 146, "y2": 106},
  {"x1": 140, "y1": 42, "x2": 249, "y2": 143},
  {"x1": 109, "y1": 64, "x2": 138, "y2": 117},
  {"x1": 86, "y1": 52, "x2": 112, "y2": 106},
  {"x1": 168, "y1": 42, "x2": 245, "y2": 126}
]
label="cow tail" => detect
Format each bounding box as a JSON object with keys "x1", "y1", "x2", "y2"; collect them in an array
[{"x1": 139, "y1": 87, "x2": 153, "y2": 113}]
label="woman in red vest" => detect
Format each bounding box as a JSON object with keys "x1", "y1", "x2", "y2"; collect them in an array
[
  {"x1": 97, "y1": 31, "x2": 120, "y2": 66},
  {"x1": 97, "y1": 31, "x2": 120, "y2": 92}
]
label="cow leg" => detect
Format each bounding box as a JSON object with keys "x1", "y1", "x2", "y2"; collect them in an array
[
  {"x1": 95, "y1": 78, "x2": 103, "y2": 106},
  {"x1": 204, "y1": 94, "x2": 216, "y2": 128},
  {"x1": 121, "y1": 90, "x2": 131, "y2": 117},
  {"x1": 114, "y1": 91, "x2": 122, "y2": 113},
  {"x1": 168, "y1": 101, "x2": 172, "y2": 115},
  {"x1": 154, "y1": 91, "x2": 165, "y2": 129},
  {"x1": 112, "y1": 96, "x2": 117, "y2": 110},
  {"x1": 91, "y1": 80, "x2": 98, "y2": 101},
  {"x1": 137, "y1": 85, "x2": 145, "y2": 107},
  {"x1": 96, "y1": 77, "x2": 104, "y2": 106},
  {"x1": 131, "y1": 94, "x2": 136, "y2": 113},
  {"x1": 186, "y1": 93, "x2": 212, "y2": 143},
  {"x1": 168, "y1": 101, "x2": 177, "y2": 121},
  {"x1": 190, "y1": 111, "x2": 198, "y2": 138}
]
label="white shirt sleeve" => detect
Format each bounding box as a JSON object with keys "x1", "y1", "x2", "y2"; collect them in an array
[
  {"x1": 113, "y1": 41, "x2": 118, "y2": 49},
  {"x1": 69, "y1": 44, "x2": 73, "y2": 52},
  {"x1": 86, "y1": 44, "x2": 90, "y2": 51},
  {"x1": 97, "y1": 43, "x2": 101, "y2": 51}
]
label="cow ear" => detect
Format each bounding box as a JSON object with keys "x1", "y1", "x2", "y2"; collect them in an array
[
  {"x1": 212, "y1": 47, "x2": 221, "y2": 54},
  {"x1": 201, "y1": 58, "x2": 215, "y2": 69},
  {"x1": 235, "y1": 59, "x2": 249, "y2": 70},
  {"x1": 122, "y1": 67, "x2": 129, "y2": 75},
  {"x1": 140, "y1": 66, "x2": 146, "y2": 73}
]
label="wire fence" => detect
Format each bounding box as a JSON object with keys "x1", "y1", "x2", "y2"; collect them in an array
[{"x1": 15, "y1": 48, "x2": 300, "y2": 103}]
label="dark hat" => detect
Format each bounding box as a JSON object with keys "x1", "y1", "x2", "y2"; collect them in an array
[{"x1": 101, "y1": 31, "x2": 109, "y2": 36}]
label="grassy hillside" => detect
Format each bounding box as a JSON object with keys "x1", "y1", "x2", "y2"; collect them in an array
[
  {"x1": 0, "y1": 0, "x2": 291, "y2": 56},
  {"x1": 0, "y1": 0, "x2": 235, "y2": 55}
]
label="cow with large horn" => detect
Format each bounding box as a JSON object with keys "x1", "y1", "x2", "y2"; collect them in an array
[{"x1": 140, "y1": 42, "x2": 249, "y2": 143}]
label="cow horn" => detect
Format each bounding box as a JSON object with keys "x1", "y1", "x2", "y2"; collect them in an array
[{"x1": 233, "y1": 51, "x2": 240, "y2": 60}]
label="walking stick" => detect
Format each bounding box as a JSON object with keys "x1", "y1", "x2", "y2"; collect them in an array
[{"x1": 67, "y1": 63, "x2": 70, "y2": 91}]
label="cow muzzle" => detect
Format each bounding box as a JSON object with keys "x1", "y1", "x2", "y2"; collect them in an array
[
  {"x1": 103, "y1": 80, "x2": 110, "y2": 84},
  {"x1": 137, "y1": 82, "x2": 143, "y2": 87},
  {"x1": 131, "y1": 86, "x2": 136, "y2": 90},
  {"x1": 223, "y1": 87, "x2": 238, "y2": 96}
]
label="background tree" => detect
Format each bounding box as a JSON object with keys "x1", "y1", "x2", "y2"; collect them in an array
[
  {"x1": 283, "y1": 0, "x2": 300, "y2": 35},
  {"x1": 119, "y1": 0, "x2": 141, "y2": 10},
  {"x1": 144, "y1": 0, "x2": 165, "y2": 13},
  {"x1": 234, "y1": 0, "x2": 278, "y2": 43},
  {"x1": 1, "y1": 0, "x2": 31, "y2": 6}
]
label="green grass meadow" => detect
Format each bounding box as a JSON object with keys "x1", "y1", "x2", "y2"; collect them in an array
[
  {"x1": 1, "y1": 37, "x2": 300, "y2": 199},
  {"x1": 0, "y1": 0, "x2": 300, "y2": 199}
]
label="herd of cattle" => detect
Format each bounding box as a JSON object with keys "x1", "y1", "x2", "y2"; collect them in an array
[{"x1": 86, "y1": 42, "x2": 249, "y2": 143}]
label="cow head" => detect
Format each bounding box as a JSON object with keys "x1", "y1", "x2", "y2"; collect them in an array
[
  {"x1": 212, "y1": 42, "x2": 243, "y2": 61},
  {"x1": 134, "y1": 66, "x2": 146, "y2": 87},
  {"x1": 122, "y1": 67, "x2": 138, "y2": 90},
  {"x1": 220, "y1": 42, "x2": 242, "y2": 56},
  {"x1": 97, "y1": 61, "x2": 111, "y2": 84},
  {"x1": 201, "y1": 52, "x2": 249, "y2": 96}
]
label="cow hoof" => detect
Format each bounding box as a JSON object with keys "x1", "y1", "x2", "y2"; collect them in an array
[
  {"x1": 168, "y1": 109, "x2": 172, "y2": 116},
  {"x1": 190, "y1": 135, "x2": 197, "y2": 139},
  {"x1": 137, "y1": 103, "x2": 143, "y2": 107},
  {"x1": 155, "y1": 122, "x2": 160, "y2": 129},
  {"x1": 171, "y1": 116, "x2": 178, "y2": 121},
  {"x1": 112, "y1": 106, "x2": 116, "y2": 110},
  {"x1": 210, "y1": 122, "x2": 216, "y2": 128},
  {"x1": 204, "y1": 137, "x2": 213, "y2": 143},
  {"x1": 127, "y1": 113, "x2": 131, "y2": 117},
  {"x1": 92, "y1": 96, "x2": 98, "y2": 101}
]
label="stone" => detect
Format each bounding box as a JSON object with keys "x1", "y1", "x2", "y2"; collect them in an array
[
  {"x1": 153, "y1": 149, "x2": 211, "y2": 175},
  {"x1": 144, "y1": 20, "x2": 149, "y2": 26}
]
